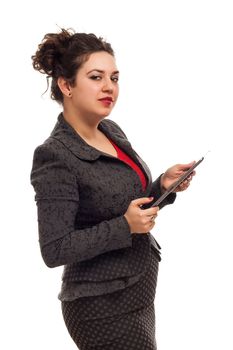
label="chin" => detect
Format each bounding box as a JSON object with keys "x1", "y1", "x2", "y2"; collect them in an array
[
  {"x1": 91, "y1": 107, "x2": 113, "y2": 119},
  {"x1": 99, "y1": 110, "x2": 112, "y2": 118}
]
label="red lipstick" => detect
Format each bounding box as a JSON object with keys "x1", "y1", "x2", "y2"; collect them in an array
[{"x1": 99, "y1": 97, "x2": 113, "y2": 106}]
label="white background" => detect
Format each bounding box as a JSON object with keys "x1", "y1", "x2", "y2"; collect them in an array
[{"x1": 1, "y1": 0, "x2": 232, "y2": 349}]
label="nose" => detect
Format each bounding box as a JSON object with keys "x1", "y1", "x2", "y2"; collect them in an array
[{"x1": 102, "y1": 77, "x2": 114, "y2": 93}]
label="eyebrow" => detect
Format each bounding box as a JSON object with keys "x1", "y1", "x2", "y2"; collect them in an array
[{"x1": 87, "y1": 69, "x2": 119, "y2": 75}]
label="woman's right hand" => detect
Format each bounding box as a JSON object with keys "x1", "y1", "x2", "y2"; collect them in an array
[{"x1": 124, "y1": 197, "x2": 159, "y2": 234}]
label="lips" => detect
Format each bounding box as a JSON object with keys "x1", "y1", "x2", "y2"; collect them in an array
[{"x1": 99, "y1": 97, "x2": 113, "y2": 102}]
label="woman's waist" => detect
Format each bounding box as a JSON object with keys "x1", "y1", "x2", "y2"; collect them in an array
[
  {"x1": 59, "y1": 244, "x2": 161, "y2": 303},
  {"x1": 59, "y1": 245, "x2": 160, "y2": 319},
  {"x1": 62, "y1": 234, "x2": 152, "y2": 283}
]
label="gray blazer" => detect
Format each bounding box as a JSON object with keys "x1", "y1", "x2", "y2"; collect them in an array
[{"x1": 30, "y1": 113, "x2": 176, "y2": 300}]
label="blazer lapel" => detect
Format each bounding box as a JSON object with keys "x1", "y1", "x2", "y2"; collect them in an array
[
  {"x1": 99, "y1": 121, "x2": 153, "y2": 195},
  {"x1": 50, "y1": 113, "x2": 152, "y2": 194}
]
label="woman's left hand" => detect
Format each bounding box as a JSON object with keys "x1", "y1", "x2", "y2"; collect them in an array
[{"x1": 161, "y1": 161, "x2": 196, "y2": 192}]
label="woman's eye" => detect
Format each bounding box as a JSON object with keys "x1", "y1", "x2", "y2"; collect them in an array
[
  {"x1": 111, "y1": 76, "x2": 119, "y2": 82},
  {"x1": 90, "y1": 75, "x2": 102, "y2": 80},
  {"x1": 89, "y1": 75, "x2": 119, "y2": 82}
]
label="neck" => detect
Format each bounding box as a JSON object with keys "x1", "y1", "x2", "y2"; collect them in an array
[{"x1": 63, "y1": 108, "x2": 103, "y2": 141}]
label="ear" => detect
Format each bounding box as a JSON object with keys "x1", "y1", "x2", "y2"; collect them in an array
[{"x1": 57, "y1": 77, "x2": 72, "y2": 97}]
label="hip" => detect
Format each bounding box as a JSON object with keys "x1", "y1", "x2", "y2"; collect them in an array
[{"x1": 61, "y1": 246, "x2": 160, "y2": 321}]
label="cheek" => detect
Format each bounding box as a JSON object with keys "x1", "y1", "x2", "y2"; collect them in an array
[
  {"x1": 114, "y1": 85, "x2": 119, "y2": 98},
  {"x1": 75, "y1": 86, "x2": 96, "y2": 104}
]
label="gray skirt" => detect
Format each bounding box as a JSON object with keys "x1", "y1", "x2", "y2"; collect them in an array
[{"x1": 61, "y1": 247, "x2": 160, "y2": 350}]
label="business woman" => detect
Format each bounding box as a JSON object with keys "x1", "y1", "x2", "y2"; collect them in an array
[{"x1": 30, "y1": 28, "x2": 195, "y2": 350}]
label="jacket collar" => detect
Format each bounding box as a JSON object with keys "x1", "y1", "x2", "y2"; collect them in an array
[
  {"x1": 50, "y1": 113, "x2": 152, "y2": 191},
  {"x1": 50, "y1": 113, "x2": 132, "y2": 161}
]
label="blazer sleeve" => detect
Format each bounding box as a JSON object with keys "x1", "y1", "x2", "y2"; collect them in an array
[{"x1": 30, "y1": 144, "x2": 132, "y2": 268}]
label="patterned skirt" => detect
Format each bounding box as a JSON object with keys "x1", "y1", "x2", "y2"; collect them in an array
[{"x1": 61, "y1": 247, "x2": 160, "y2": 350}]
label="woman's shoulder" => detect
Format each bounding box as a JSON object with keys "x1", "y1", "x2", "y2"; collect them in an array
[
  {"x1": 31, "y1": 136, "x2": 72, "y2": 176},
  {"x1": 32, "y1": 136, "x2": 66, "y2": 159}
]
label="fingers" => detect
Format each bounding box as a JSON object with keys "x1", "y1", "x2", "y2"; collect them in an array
[
  {"x1": 189, "y1": 170, "x2": 196, "y2": 177},
  {"x1": 184, "y1": 161, "x2": 196, "y2": 169},
  {"x1": 136, "y1": 198, "x2": 159, "y2": 224},
  {"x1": 177, "y1": 177, "x2": 192, "y2": 191},
  {"x1": 127, "y1": 197, "x2": 159, "y2": 233},
  {"x1": 177, "y1": 161, "x2": 196, "y2": 172},
  {"x1": 183, "y1": 171, "x2": 195, "y2": 183},
  {"x1": 178, "y1": 182, "x2": 190, "y2": 191},
  {"x1": 176, "y1": 164, "x2": 196, "y2": 192},
  {"x1": 134, "y1": 196, "x2": 154, "y2": 207},
  {"x1": 144, "y1": 207, "x2": 159, "y2": 225},
  {"x1": 149, "y1": 220, "x2": 156, "y2": 229},
  {"x1": 148, "y1": 215, "x2": 157, "y2": 224},
  {"x1": 144, "y1": 207, "x2": 159, "y2": 216}
]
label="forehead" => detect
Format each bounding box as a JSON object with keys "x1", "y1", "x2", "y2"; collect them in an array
[{"x1": 82, "y1": 51, "x2": 118, "y2": 72}]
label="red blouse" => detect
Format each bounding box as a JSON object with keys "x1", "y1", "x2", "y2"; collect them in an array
[{"x1": 109, "y1": 139, "x2": 147, "y2": 191}]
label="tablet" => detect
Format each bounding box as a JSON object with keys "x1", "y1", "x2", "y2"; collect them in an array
[{"x1": 150, "y1": 157, "x2": 204, "y2": 207}]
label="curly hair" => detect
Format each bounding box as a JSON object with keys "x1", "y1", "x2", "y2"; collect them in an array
[{"x1": 31, "y1": 28, "x2": 114, "y2": 104}]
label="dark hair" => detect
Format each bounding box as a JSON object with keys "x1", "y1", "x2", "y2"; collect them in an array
[{"x1": 31, "y1": 28, "x2": 114, "y2": 104}]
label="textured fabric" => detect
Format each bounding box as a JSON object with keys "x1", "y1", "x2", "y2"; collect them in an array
[
  {"x1": 62, "y1": 303, "x2": 156, "y2": 350},
  {"x1": 58, "y1": 234, "x2": 158, "y2": 301},
  {"x1": 30, "y1": 112, "x2": 176, "y2": 300},
  {"x1": 109, "y1": 138, "x2": 147, "y2": 191},
  {"x1": 61, "y1": 246, "x2": 159, "y2": 349}
]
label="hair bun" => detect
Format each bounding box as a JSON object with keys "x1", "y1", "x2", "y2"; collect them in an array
[
  {"x1": 32, "y1": 28, "x2": 74, "y2": 77},
  {"x1": 31, "y1": 27, "x2": 114, "y2": 104}
]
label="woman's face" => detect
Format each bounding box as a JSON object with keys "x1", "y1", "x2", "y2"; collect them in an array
[{"x1": 70, "y1": 51, "x2": 119, "y2": 121}]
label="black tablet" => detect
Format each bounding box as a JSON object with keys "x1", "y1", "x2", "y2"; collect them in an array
[{"x1": 150, "y1": 157, "x2": 204, "y2": 207}]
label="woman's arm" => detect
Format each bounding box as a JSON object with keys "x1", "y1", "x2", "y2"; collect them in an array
[{"x1": 30, "y1": 144, "x2": 132, "y2": 268}]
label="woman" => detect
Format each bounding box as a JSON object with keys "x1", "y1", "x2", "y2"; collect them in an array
[{"x1": 30, "y1": 28, "x2": 195, "y2": 350}]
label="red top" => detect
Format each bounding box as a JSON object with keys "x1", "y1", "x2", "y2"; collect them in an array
[{"x1": 109, "y1": 139, "x2": 147, "y2": 191}]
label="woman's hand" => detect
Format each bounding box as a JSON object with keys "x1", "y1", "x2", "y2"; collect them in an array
[
  {"x1": 124, "y1": 197, "x2": 159, "y2": 234},
  {"x1": 161, "y1": 161, "x2": 196, "y2": 193}
]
